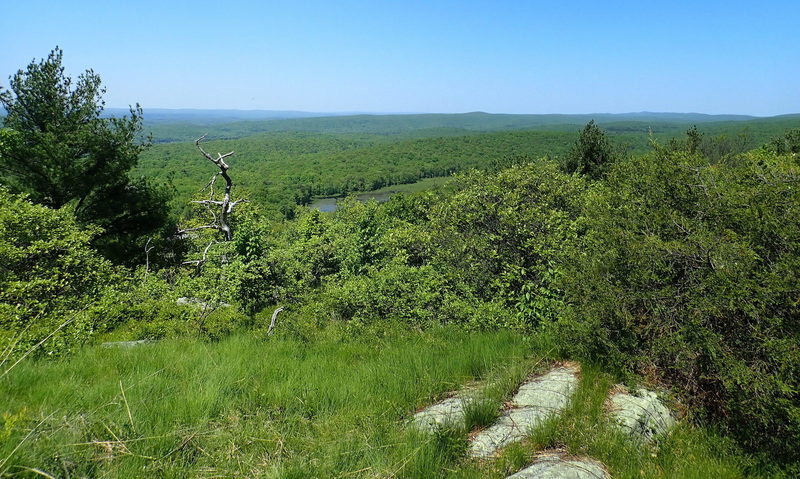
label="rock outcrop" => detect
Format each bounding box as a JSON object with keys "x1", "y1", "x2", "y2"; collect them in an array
[
  {"x1": 607, "y1": 387, "x2": 675, "y2": 442},
  {"x1": 469, "y1": 364, "x2": 580, "y2": 458},
  {"x1": 505, "y1": 451, "x2": 610, "y2": 479}
]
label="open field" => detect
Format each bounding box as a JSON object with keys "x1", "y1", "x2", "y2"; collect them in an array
[{"x1": 0, "y1": 327, "x2": 768, "y2": 478}]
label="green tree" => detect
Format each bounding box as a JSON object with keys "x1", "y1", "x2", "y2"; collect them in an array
[
  {"x1": 563, "y1": 120, "x2": 616, "y2": 179},
  {"x1": 766, "y1": 128, "x2": 800, "y2": 155},
  {"x1": 0, "y1": 47, "x2": 171, "y2": 264},
  {"x1": 0, "y1": 188, "x2": 115, "y2": 358},
  {"x1": 560, "y1": 148, "x2": 800, "y2": 463},
  {"x1": 685, "y1": 125, "x2": 703, "y2": 153}
]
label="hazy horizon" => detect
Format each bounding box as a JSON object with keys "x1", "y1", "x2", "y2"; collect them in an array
[{"x1": 109, "y1": 107, "x2": 794, "y2": 115}]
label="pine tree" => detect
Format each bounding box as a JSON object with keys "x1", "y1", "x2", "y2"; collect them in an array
[{"x1": 0, "y1": 47, "x2": 171, "y2": 264}]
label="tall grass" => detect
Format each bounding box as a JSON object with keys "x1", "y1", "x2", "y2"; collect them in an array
[
  {"x1": 0, "y1": 327, "x2": 529, "y2": 478},
  {"x1": 451, "y1": 365, "x2": 778, "y2": 479},
  {"x1": 0, "y1": 328, "x2": 777, "y2": 478}
]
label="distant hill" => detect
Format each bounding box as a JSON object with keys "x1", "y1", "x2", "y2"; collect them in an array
[
  {"x1": 138, "y1": 110, "x2": 789, "y2": 143},
  {"x1": 7, "y1": 108, "x2": 798, "y2": 144},
  {"x1": 101, "y1": 108, "x2": 357, "y2": 124}
]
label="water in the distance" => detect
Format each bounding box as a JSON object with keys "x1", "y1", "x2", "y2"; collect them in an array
[
  {"x1": 309, "y1": 177, "x2": 447, "y2": 213},
  {"x1": 311, "y1": 197, "x2": 339, "y2": 212},
  {"x1": 310, "y1": 191, "x2": 393, "y2": 212}
]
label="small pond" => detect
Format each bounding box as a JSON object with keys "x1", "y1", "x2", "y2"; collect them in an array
[
  {"x1": 308, "y1": 176, "x2": 448, "y2": 212},
  {"x1": 309, "y1": 191, "x2": 393, "y2": 212}
]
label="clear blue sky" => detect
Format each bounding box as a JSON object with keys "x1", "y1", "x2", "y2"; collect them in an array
[{"x1": 2, "y1": 0, "x2": 798, "y2": 115}]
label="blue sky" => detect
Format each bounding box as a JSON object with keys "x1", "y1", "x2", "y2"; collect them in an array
[{"x1": 2, "y1": 0, "x2": 798, "y2": 115}]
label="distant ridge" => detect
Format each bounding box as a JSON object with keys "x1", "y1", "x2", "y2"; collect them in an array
[
  {"x1": 102, "y1": 108, "x2": 358, "y2": 124},
  {"x1": 131, "y1": 110, "x2": 800, "y2": 143},
  {"x1": 97, "y1": 107, "x2": 771, "y2": 125}
]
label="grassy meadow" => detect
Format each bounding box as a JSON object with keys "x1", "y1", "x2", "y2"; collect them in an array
[{"x1": 0, "y1": 326, "x2": 774, "y2": 478}]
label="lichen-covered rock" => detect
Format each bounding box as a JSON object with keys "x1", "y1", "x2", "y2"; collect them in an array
[
  {"x1": 176, "y1": 297, "x2": 231, "y2": 309},
  {"x1": 608, "y1": 387, "x2": 675, "y2": 441},
  {"x1": 506, "y1": 452, "x2": 609, "y2": 479},
  {"x1": 411, "y1": 392, "x2": 475, "y2": 432},
  {"x1": 469, "y1": 406, "x2": 545, "y2": 457},
  {"x1": 512, "y1": 366, "x2": 580, "y2": 409},
  {"x1": 101, "y1": 340, "x2": 152, "y2": 348},
  {"x1": 469, "y1": 365, "x2": 579, "y2": 458}
]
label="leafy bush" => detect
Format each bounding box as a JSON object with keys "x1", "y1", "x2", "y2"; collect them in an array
[
  {"x1": 0, "y1": 190, "x2": 115, "y2": 358},
  {"x1": 323, "y1": 262, "x2": 448, "y2": 325},
  {"x1": 430, "y1": 161, "x2": 585, "y2": 327},
  {"x1": 557, "y1": 147, "x2": 800, "y2": 463},
  {"x1": 215, "y1": 160, "x2": 586, "y2": 334}
]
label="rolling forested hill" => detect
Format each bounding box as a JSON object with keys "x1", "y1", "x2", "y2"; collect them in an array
[
  {"x1": 137, "y1": 130, "x2": 579, "y2": 215},
  {"x1": 141, "y1": 110, "x2": 795, "y2": 143},
  {"x1": 137, "y1": 113, "x2": 800, "y2": 216}
]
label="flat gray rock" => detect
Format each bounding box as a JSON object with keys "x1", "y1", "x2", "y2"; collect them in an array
[
  {"x1": 176, "y1": 297, "x2": 231, "y2": 309},
  {"x1": 411, "y1": 388, "x2": 476, "y2": 432},
  {"x1": 513, "y1": 366, "x2": 580, "y2": 409},
  {"x1": 469, "y1": 406, "x2": 545, "y2": 457},
  {"x1": 506, "y1": 452, "x2": 609, "y2": 479},
  {"x1": 101, "y1": 340, "x2": 151, "y2": 348},
  {"x1": 608, "y1": 387, "x2": 675, "y2": 442},
  {"x1": 469, "y1": 365, "x2": 579, "y2": 458}
]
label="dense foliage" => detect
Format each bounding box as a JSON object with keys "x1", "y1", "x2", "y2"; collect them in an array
[
  {"x1": 0, "y1": 48, "x2": 171, "y2": 263},
  {"x1": 0, "y1": 190, "x2": 115, "y2": 358},
  {"x1": 765, "y1": 127, "x2": 800, "y2": 155},
  {"x1": 559, "y1": 146, "x2": 800, "y2": 462}
]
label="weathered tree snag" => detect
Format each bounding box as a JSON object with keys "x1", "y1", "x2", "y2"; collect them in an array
[
  {"x1": 267, "y1": 306, "x2": 283, "y2": 336},
  {"x1": 182, "y1": 240, "x2": 217, "y2": 267},
  {"x1": 268, "y1": 306, "x2": 285, "y2": 336},
  {"x1": 178, "y1": 135, "x2": 248, "y2": 248},
  {"x1": 176, "y1": 135, "x2": 285, "y2": 320},
  {"x1": 143, "y1": 237, "x2": 154, "y2": 276}
]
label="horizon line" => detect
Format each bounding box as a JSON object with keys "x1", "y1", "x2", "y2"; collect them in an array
[{"x1": 100, "y1": 107, "x2": 800, "y2": 118}]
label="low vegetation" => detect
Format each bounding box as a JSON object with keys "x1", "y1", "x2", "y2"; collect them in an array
[{"x1": 0, "y1": 329, "x2": 774, "y2": 478}]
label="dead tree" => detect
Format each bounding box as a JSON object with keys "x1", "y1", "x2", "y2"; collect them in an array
[{"x1": 178, "y1": 135, "x2": 248, "y2": 266}]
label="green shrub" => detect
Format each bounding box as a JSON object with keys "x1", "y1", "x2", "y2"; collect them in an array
[
  {"x1": 323, "y1": 262, "x2": 449, "y2": 325},
  {"x1": 88, "y1": 274, "x2": 190, "y2": 339},
  {"x1": 765, "y1": 128, "x2": 800, "y2": 155},
  {"x1": 429, "y1": 161, "x2": 585, "y2": 327},
  {"x1": 558, "y1": 147, "x2": 800, "y2": 463},
  {"x1": 217, "y1": 161, "x2": 584, "y2": 332},
  {"x1": 0, "y1": 190, "x2": 115, "y2": 359}
]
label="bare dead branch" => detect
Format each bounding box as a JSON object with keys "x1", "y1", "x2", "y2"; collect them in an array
[
  {"x1": 228, "y1": 198, "x2": 249, "y2": 211},
  {"x1": 218, "y1": 151, "x2": 235, "y2": 162},
  {"x1": 143, "y1": 237, "x2": 155, "y2": 277},
  {"x1": 268, "y1": 306, "x2": 285, "y2": 336},
  {"x1": 177, "y1": 225, "x2": 218, "y2": 234},
  {"x1": 202, "y1": 173, "x2": 220, "y2": 200},
  {"x1": 194, "y1": 134, "x2": 214, "y2": 161},
  {"x1": 181, "y1": 240, "x2": 218, "y2": 267}
]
